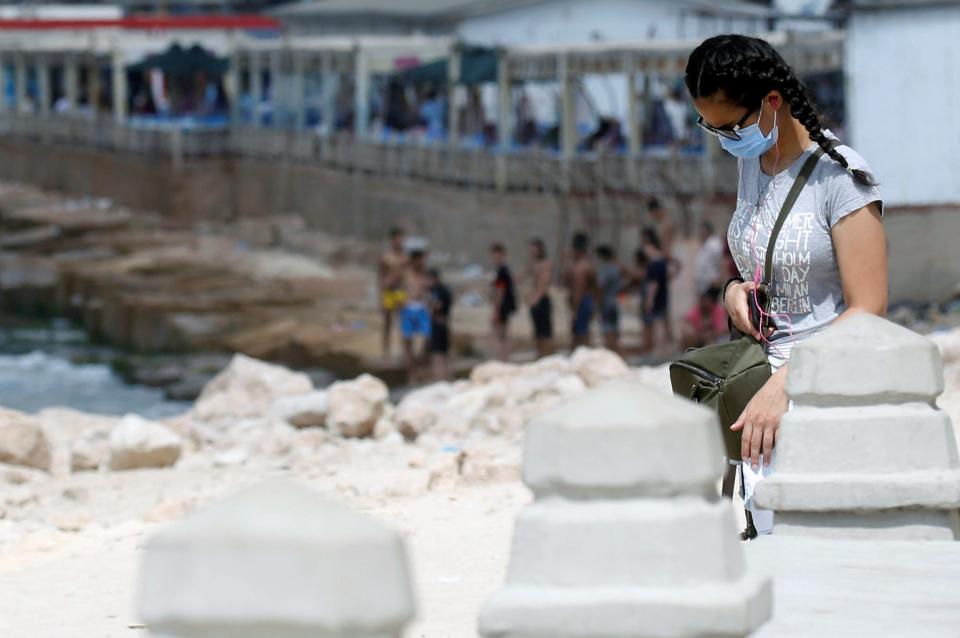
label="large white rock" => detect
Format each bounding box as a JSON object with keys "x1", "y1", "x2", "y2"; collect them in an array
[
  {"x1": 36, "y1": 408, "x2": 117, "y2": 474},
  {"x1": 525, "y1": 354, "x2": 573, "y2": 376},
  {"x1": 270, "y1": 390, "x2": 329, "y2": 429},
  {"x1": 108, "y1": 415, "x2": 183, "y2": 471},
  {"x1": 479, "y1": 379, "x2": 771, "y2": 638},
  {"x1": 138, "y1": 479, "x2": 416, "y2": 638},
  {"x1": 570, "y1": 347, "x2": 631, "y2": 387},
  {"x1": 756, "y1": 314, "x2": 960, "y2": 540},
  {"x1": 71, "y1": 429, "x2": 111, "y2": 472},
  {"x1": 391, "y1": 383, "x2": 457, "y2": 439},
  {"x1": 326, "y1": 374, "x2": 389, "y2": 438},
  {"x1": 929, "y1": 327, "x2": 960, "y2": 366},
  {"x1": 0, "y1": 407, "x2": 51, "y2": 471},
  {"x1": 470, "y1": 360, "x2": 522, "y2": 385},
  {"x1": 193, "y1": 354, "x2": 313, "y2": 421}
]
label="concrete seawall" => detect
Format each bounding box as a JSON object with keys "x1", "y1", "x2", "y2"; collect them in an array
[{"x1": 0, "y1": 138, "x2": 954, "y2": 303}]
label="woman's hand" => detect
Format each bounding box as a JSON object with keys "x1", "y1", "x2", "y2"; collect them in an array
[
  {"x1": 730, "y1": 369, "x2": 789, "y2": 470},
  {"x1": 725, "y1": 281, "x2": 772, "y2": 340}
]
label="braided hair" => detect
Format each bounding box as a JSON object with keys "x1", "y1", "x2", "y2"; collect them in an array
[{"x1": 685, "y1": 34, "x2": 876, "y2": 187}]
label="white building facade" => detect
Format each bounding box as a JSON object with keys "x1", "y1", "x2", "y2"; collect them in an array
[
  {"x1": 456, "y1": 0, "x2": 771, "y2": 45},
  {"x1": 846, "y1": 1, "x2": 960, "y2": 207}
]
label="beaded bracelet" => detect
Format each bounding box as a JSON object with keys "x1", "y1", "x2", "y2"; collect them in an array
[{"x1": 721, "y1": 276, "x2": 744, "y2": 304}]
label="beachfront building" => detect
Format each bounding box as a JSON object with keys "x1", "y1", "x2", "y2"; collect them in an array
[
  {"x1": 844, "y1": 0, "x2": 960, "y2": 300},
  {"x1": 268, "y1": 0, "x2": 780, "y2": 150},
  {"x1": 270, "y1": 0, "x2": 775, "y2": 39}
]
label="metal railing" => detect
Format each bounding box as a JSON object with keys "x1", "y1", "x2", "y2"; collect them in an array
[{"x1": 0, "y1": 113, "x2": 738, "y2": 196}]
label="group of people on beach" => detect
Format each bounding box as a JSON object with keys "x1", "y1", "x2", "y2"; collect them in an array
[
  {"x1": 377, "y1": 228, "x2": 454, "y2": 382},
  {"x1": 378, "y1": 196, "x2": 736, "y2": 382},
  {"x1": 485, "y1": 198, "x2": 733, "y2": 363}
]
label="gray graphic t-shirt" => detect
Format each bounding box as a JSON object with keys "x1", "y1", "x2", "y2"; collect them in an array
[{"x1": 727, "y1": 138, "x2": 882, "y2": 368}]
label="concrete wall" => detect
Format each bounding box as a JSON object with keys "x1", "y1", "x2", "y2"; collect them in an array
[
  {"x1": 0, "y1": 138, "x2": 658, "y2": 264},
  {"x1": 457, "y1": 0, "x2": 767, "y2": 45},
  {"x1": 847, "y1": 5, "x2": 960, "y2": 206},
  {"x1": 0, "y1": 138, "x2": 956, "y2": 302}
]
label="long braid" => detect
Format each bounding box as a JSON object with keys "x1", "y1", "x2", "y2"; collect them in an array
[
  {"x1": 774, "y1": 64, "x2": 877, "y2": 186},
  {"x1": 686, "y1": 35, "x2": 877, "y2": 187}
]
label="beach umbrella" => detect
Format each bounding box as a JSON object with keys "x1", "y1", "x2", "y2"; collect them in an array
[{"x1": 128, "y1": 44, "x2": 229, "y2": 79}]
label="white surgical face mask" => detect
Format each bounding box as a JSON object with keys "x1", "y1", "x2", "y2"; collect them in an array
[{"x1": 718, "y1": 102, "x2": 778, "y2": 159}]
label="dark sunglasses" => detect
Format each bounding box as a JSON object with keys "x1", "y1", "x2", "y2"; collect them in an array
[{"x1": 696, "y1": 106, "x2": 759, "y2": 141}]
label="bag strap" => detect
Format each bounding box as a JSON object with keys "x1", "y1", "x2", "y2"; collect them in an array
[{"x1": 762, "y1": 147, "x2": 825, "y2": 283}]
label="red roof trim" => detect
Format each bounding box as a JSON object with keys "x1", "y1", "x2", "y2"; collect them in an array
[{"x1": 0, "y1": 15, "x2": 282, "y2": 31}]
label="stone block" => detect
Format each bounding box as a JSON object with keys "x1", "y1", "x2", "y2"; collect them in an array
[
  {"x1": 480, "y1": 578, "x2": 772, "y2": 638},
  {"x1": 139, "y1": 479, "x2": 415, "y2": 638},
  {"x1": 505, "y1": 499, "x2": 745, "y2": 586},
  {"x1": 480, "y1": 379, "x2": 771, "y2": 638},
  {"x1": 757, "y1": 315, "x2": 960, "y2": 540},
  {"x1": 756, "y1": 470, "x2": 960, "y2": 510},
  {"x1": 786, "y1": 313, "x2": 944, "y2": 405},
  {"x1": 523, "y1": 380, "x2": 724, "y2": 499},
  {"x1": 775, "y1": 404, "x2": 959, "y2": 473},
  {"x1": 772, "y1": 510, "x2": 960, "y2": 541}
]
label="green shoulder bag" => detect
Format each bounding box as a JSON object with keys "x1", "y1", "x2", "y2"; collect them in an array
[{"x1": 669, "y1": 147, "x2": 824, "y2": 460}]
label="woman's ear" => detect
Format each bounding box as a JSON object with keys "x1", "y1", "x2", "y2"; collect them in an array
[{"x1": 766, "y1": 90, "x2": 784, "y2": 111}]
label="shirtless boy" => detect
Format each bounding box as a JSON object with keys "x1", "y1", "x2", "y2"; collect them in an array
[
  {"x1": 378, "y1": 227, "x2": 408, "y2": 361},
  {"x1": 566, "y1": 232, "x2": 598, "y2": 348},
  {"x1": 400, "y1": 249, "x2": 431, "y2": 382},
  {"x1": 526, "y1": 238, "x2": 554, "y2": 357}
]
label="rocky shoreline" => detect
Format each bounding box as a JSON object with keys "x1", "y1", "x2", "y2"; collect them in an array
[
  {"x1": 3, "y1": 332, "x2": 959, "y2": 530},
  {"x1": 0, "y1": 347, "x2": 660, "y2": 551},
  {"x1": 0, "y1": 182, "x2": 474, "y2": 397}
]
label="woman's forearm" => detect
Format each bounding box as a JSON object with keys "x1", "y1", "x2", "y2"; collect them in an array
[{"x1": 835, "y1": 305, "x2": 886, "y2": 324}]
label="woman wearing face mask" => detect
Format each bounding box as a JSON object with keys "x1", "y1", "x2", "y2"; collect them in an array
[{"x1": 685, "y1": 35, "x2": 887, "y2": 534}]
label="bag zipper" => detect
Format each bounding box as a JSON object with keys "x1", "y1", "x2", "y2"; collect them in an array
[{"x1": 671, "y1": 360, "x2": 724, "y2": 388}]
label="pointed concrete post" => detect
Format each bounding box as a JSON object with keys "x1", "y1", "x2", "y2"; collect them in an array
[
  {"x1": 479, "y1": 379, "x2": 772, "y2": 638},
  {"x1": 64, "y1": 56, "x2": 79, "y2": 113},
  {"x1": 111, "y1": 47, "x2": 127, "y2": 124},
  {"x1": 14, "y1": 52, "x2": 27, "y2": 114},
  {"x1": 755, "y1": 313, "x2": 960, "y2": 540},
  {"x1": 37, "y1": 56, "x2": 51, "y2": 116},
  {"x1": 139, "y1": 479, "x2": 416, "y2": 637}
]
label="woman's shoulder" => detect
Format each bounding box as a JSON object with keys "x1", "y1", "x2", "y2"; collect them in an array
[
  {"x1": 817, "y1": 131, "x2": 876, "y2": 179},
  {"x1": 827, "y1": 142, "x2": 874, "y2": 176},
  {"x1": 815, "y1": 134, "x2": 883, "y2": 221}
]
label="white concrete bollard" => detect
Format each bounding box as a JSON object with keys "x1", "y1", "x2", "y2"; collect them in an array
[
  {"x1": 479, "y1": 379, "x2": 772, "y2": 638},
  {"x1": 138, "y1": 479, "x2": 416, "y2": 638},
  {"x1": 755, "y1": 313, "x2": 960, "y2": 540}
]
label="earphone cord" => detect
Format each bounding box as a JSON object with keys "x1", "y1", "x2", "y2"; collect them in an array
[{"x1": 747, "y1": 106, "x2": 795, "y2": 359}]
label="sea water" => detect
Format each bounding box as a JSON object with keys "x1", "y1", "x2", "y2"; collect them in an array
[{"x1": 0, "y1": 319, "x2": 188, "y2": 418}]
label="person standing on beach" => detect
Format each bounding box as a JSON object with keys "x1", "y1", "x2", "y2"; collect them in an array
[
  {"x1": 685, "y1": 34, "x2": 885, "y2": 534},
  {"x1": 400, "y1": 249, "x2": 431, "y2": 382},
  {"x1": 596, "y1": 245, "x2": 623, "y2": 353},
  {"x1": 490, "y1": 243, "x2": 517, "y2": 361},
  {"x1": 641, "y1": 227, "x2": 672, "y2": 355},
  {"x1": 694, "y1": 220, "x2": 725, "y2": 294},
  {"x1": 427, "y1": 268, "x2": 453, "y2": 381},
  {"x1": 526, "y1": 238, "x2": 554, "y2": 357},
  {"x1": 645, "y1": 201, "x2": 682, "y2": 344},
  {"x1": 631, "y1": 248, "x2": 650, "y2": 348},
  {"x1": 647, "y1": 197, "x2": 675, "y2": 259},
  {"x1": 566, "y1": 232, "x2": 597, "y2": 349},
  {"x1": 378, "y1": 227, "x2": 408, "y2": 362}
]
